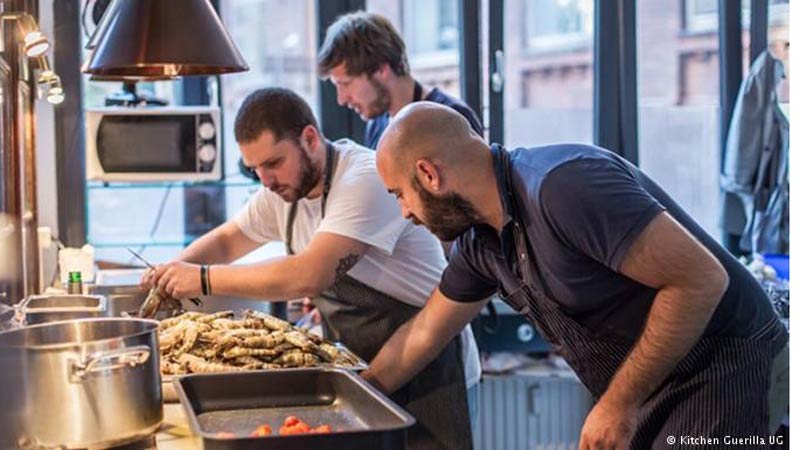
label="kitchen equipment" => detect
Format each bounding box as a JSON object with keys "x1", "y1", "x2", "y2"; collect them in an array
[
  {"x1": 472, "y1": 297, "x2": 551, "y2": 353},
  {"x1": 18, "y1": 293, "x2": 109, "y2": 325},
  {"x1": 0, "y1": 318, "x2": 163, "y2": 449},
  {"x1": 174, "y1": 368, "x2": 415, "y2": 450},
  {"x1": 85, "y1": 106, "x2": 221, "y2": 182}
]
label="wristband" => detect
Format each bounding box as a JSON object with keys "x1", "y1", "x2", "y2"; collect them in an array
[{"x1": 200, "y1": 264, "x2": 209, "y2": 296}]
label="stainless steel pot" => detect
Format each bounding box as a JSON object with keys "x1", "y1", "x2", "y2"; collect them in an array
[
  {"x1": 18, "y1": 294, "x2": 109, "y2": 325},
  {"x1": 0, "y1": 318, "x2": 163, "y2": 449}
]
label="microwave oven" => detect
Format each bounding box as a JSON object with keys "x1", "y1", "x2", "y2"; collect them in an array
[{"x1": 85, "y1": 106, "x2": 222, "y2": 182}]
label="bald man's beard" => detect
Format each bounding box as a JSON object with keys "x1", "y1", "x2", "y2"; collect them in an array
[
  {"x1": 411, "y1": 176, "x2": 481, "y2": 241},
  {"x1": 360, "y1": 76, "x2": 391, "y2": 119}
]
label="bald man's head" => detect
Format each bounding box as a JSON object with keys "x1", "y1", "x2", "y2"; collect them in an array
[
  {"x1": 376, "y1": 101, "x2": 482, "y2": 177},
  {"x1": 375, "y1": 102, "x2": 490, "y2": 241}
]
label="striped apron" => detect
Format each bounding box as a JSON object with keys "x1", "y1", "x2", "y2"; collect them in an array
[
  {"x1": 285, "y1": 142, "x2": 473, "y2": 450},
  {"x1": 495, "y1": 147, "x2": 784, "y2": 449}
]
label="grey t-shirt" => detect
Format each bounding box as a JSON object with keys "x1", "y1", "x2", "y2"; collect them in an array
[{"x1": 440, "y1": 143, "x2": 787, "y2": 345}]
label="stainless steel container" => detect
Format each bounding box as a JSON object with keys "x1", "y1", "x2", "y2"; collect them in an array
[
  {"x1": 175, "y1": 368, "x2": 415, "y2": 450},
  {"x1": 0, "y1": 318, "x2": 163, "y2": 449},
  {"x1": 19, "y1": 294, "x2": 109, "y2": 325}
]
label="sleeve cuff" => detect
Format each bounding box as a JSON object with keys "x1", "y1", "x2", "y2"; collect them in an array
[{"x1": 608, "y1": 203, "x2": 665, "y2": 271}]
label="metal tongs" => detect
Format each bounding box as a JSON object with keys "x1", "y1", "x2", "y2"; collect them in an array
[{"x1": 127, "y1": 248, "x2": 203, "y2": 307}]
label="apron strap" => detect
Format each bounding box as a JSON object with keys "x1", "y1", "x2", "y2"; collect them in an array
[
  {"x1": 413, "y1": 80, "x2": 423, "y2": 102},
  {"x1": 285, "y1": 141, "x2": 338, "y2": 255}
]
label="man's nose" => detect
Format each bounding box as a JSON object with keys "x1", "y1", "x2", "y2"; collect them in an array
[
  {"x1": 336, "y1": 88, "x2": 348, "y2": 106},
  {"x1": 257, "y1": 168, "x2": 275, "y2": 187},
  {"x1": 401, "y1": 204, "x2": 413, "y2": 220}
]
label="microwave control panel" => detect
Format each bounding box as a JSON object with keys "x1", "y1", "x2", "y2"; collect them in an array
[{"x1": 196, "y1": 114, "x2": 218, "y2": 172}]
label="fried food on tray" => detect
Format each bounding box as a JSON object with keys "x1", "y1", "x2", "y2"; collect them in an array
[{"x1": 159, "y1": 310, "x2": 364, "y2": 375}]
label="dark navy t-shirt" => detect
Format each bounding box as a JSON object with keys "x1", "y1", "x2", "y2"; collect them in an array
[
  {"x1": 440, "y1": 143, "x2": 787, "y2": 346},
  {"x1": 364, "y1": 87, "x2": 483, "y2": 149}
]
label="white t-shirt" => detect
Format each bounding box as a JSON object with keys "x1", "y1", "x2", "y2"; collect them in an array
[{"x1": 234, "y1": 139, "x2": 480, "y2": 387}]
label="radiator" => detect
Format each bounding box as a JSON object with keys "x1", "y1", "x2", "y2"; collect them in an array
[{"x1": 474, "y1": 369, "x2": 594, "y2": 450}]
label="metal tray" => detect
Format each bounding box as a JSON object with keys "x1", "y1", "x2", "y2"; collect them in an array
[
  {"x1": 19, "y1": 294, "x2": 109, "y2": 325},
  {"x1": 174, "y1": 368, "x2": 414, "y2": 450},
  {"x1": 161, "y1": 342, "x2": 368, "y2": 403}
]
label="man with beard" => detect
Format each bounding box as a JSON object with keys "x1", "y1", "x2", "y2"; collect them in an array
[
  {"x1": 143, "y1": 89, "x2": 480, "y2": 450},
  {"x1": 366, "y1": 102, "x2": 789, "y2": 450},
  {"x1": 317, "y1": 11, "x2": 483, "y2": 149}
]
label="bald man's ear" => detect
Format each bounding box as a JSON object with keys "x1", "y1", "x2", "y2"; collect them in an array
[{"x1": 415, "y1": 159, "x2": 442, "y2": 192}]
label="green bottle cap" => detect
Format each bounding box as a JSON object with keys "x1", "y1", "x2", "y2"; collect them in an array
[{"x1": 68, "y1": 271, "x2": 82, "y2": 283}]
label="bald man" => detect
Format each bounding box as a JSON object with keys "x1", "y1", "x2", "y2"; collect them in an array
[{"x1": 365, "y1": 102, "x2": 789, "y2": 450}]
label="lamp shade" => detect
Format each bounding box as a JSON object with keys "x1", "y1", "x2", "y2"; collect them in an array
[{"x1": 83, "y1": 0, "x2": 248, "y2": 77}]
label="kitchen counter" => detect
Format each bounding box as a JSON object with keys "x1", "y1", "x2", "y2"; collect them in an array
[{"x1": 155, "y1": 403, "x2": 202, "y2": 450}]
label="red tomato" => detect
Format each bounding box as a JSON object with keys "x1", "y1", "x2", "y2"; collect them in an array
[
  {"x1": 250, "y1": 424, "x2": 272, "y2": 437},
  {"x1": 311, "y1": 425, "x2": 332, "y2": 434},
  {"x1": 283, "y1": 416, "x2": 301, "y2": 427}
]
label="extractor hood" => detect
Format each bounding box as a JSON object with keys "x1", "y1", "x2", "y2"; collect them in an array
[{"x1": 82, "y1": 0, "x2": 248, "y2": 78}]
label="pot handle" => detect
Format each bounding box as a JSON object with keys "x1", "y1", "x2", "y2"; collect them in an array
[{"x1": 69, "y1": 345, "x2": 151, "y2": 382}]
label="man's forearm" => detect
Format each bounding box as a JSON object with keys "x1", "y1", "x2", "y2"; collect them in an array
[
  {"x1": 179, "y1": 232, "x2": 236, "y2": 264},
  {"x1": 363, "y1": 290, "x2": 487, "y2": 394},
  {"x1": 602, "y1": 284, "x2": 724, "y2": 408},
  {"x1": 207, "y1": 256, "x2": 323, "y2": 300},
  {"x1": 179, "y1": 221, "x2": 260, "y2": 265},
  {"x1": 363, "y1": 313, "x2": 445, "y2": 394}
]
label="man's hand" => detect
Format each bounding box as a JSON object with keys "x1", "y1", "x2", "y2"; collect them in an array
[
  {"x1": 139, "y1": 268, "x2": 156, "y2": 292},
  {"x1": 579, "y1": 397, "x2": 638, "y2": 450},
  {"x1": 151, "y1": 261, "x2": 203, "y2": 299}
]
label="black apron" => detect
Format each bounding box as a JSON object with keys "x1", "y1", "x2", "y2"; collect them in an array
[
  {"x1": 286, "y1": 141, "x2": 473, "y2": 450},
  {"x1": 495, "y1": 147, "x2": 779, "y2": 449}
]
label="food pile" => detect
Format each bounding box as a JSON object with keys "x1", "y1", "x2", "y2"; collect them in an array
[{"x1": 159, "y1": 310, "x2": 364, "y2": 374}]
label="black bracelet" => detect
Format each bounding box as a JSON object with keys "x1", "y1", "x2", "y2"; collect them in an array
[
  {"x1": 200, "y1": 264, "x2": 209, "y2": 296},
  {"x1": 206, "y1": 265, "x2": 213, "y2": 296}
]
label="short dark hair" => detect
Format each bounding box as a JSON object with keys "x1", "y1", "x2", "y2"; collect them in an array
[
  {"x1": 234, "y1": 88, "x2": 319, "y2": 144},
  {"x1": 318, "y1": 11, "x2": 409, "y2": 78}
]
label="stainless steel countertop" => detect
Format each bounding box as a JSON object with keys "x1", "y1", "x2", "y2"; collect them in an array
[{"x1": 155, "y1": 403, "x2": 201, "y2": 450}]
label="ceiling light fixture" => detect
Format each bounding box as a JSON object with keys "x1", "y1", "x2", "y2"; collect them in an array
[{"x1": 83, "y1": 0, "x2": 248, "y2": 78}]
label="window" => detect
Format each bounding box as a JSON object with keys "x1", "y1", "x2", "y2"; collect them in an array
[
  {"x1": 524, "y1": 0, "x2": 593, "y2": 52},
  {"x1": 683, "y1": 0, "x2": 718, "y2": 32},
  {"x1": 368, "y1": 0, "x2": 464, "y2": 96},
  {"x1": 405, "y1": 0, "x2": 459, "y2": 56},
  {"x1": 768, "y1": 0, "x2": 790, "y2": 105},
  {"x1": 218, "y1": 0, "x2": 319, "y2": 264},
  {"x1": 638, "y1": 0, "x2": 721, "y2": 238},
  {"x1": 503, "y1": 0, "x2": 594, "y2": 148},
  {"x1": 684, "y1": 0, "x2": 790, "y2": 33}
]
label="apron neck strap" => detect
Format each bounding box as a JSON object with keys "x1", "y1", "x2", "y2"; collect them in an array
[
  {"x1": 413, "y1": 80, "x2": 423, "y2": 102},
  {"x1": 286, "y1": 141, "x2": 338, "y2": 255}
]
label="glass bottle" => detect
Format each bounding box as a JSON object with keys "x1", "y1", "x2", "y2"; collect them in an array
[{"x1": 67, "y1": 271, "x2": 82, "y2": 294}]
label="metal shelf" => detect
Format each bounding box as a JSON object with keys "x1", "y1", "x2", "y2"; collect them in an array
[{"x1": 86, "y1": 178, "x2": 258, "y2": 190}]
